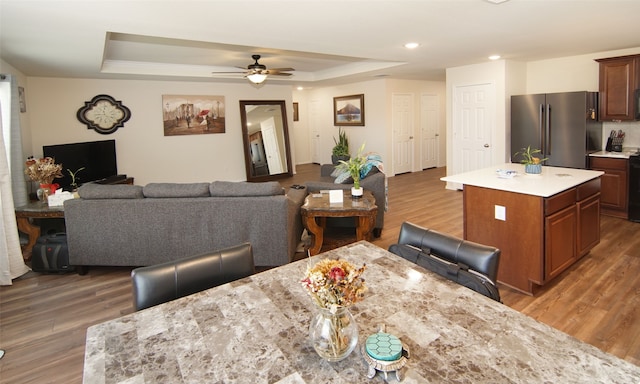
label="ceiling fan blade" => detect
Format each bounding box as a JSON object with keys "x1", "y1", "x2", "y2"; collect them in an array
[
  {"x1": 211, "y1": 71, "x2": 246, "y2": 74},
  {"x1": 268, "y1": 68, "x2": 295, "y2": 72},
  {"x1": 266, "y1": 72, "x2": 293, "y2": 77}
]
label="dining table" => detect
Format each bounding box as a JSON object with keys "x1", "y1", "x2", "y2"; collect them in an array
[{"x1": 83, "y1": 241, "x2": 640, "y2": 383}]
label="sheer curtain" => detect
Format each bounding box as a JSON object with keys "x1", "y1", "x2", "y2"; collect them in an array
[{"x1": 0, "y1": 74, "x2": 30, "y2": 285}]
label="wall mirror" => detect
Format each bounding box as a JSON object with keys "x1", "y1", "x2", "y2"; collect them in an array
[{"x1": 240, "y1": 100, "x2": 293, "y2": 182}]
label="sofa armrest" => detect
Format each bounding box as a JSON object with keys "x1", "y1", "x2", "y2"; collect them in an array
[{"x1": 320, "y1": 164, "x2": 337, "y2": 177}]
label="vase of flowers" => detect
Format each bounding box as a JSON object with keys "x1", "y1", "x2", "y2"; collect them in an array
[
  {"x1": 336, "y1": 143, "x2": 367, "y2": 198},
  {"x1": 24, "y1": 157, "x2": 63, "y2": 202},
  {"x1": 301, "y1": 258, "x2": 367, "y2": 362}
]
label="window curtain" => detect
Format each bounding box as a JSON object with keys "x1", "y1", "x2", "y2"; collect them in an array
[{"x1": 0, "y1": 74, "x2": 30, "y2": 285}]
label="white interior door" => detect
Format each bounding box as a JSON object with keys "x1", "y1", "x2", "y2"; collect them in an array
[
  {"x1": 420, "y1": 93, "x2": 438, "y2": 169},
  {"x1": 261, "y1": 117, "x2": 284, "y2": 174},
  {"x1": 452, "y1": 84, "x2": 494, "y2": 181},
  {"x1": 392, "y1": 93, "x2": 414, "y2": 175},
  {"x1": 309, "y1": 100, "x2": 321, "y2": 164}
]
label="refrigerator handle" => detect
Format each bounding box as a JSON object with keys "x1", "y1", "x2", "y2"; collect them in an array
[
  {"x1": 545, "y1": 104, "x2": 551, "y2": 157},
  {"x1": 539, "y1": 104, "x2": 545, "y2": 155}
]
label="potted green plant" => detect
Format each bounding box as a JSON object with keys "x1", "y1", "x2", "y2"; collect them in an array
[
  {"x1": 331, "y1": 128, "x2": 350, "y2": 164},
  {"x1": 68, "y1": 167, "x2": 85, "y2": 191},
  {"x1": 514, "y1": 146, "x2": 547, "y2": 174},
  {"x1": 336, "y1": 143, "x2": 367, "y2": 197}
]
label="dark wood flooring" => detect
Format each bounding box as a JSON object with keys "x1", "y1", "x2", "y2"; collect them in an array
[{"x1": 1, "y1": 163, "x2": 639, "y2": 383}]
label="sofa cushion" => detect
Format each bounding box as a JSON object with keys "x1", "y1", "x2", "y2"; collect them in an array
[
  {"x1": 78, "y1": 184, "x2": 144, "y2": 199},
  {"x1": 143, "y1": 183, "x2": 211, "y2": 198},
  {"x1": 209, "y1": 181, "x2": 284, "y2": 197}
]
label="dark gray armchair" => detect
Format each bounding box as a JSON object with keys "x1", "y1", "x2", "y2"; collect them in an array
[
  {"x1": 131, "y1": 242, "x2": 255, "y2": 311},
  {"x1": 305, "y1": 164, "x2": 386, "y2": 236}
]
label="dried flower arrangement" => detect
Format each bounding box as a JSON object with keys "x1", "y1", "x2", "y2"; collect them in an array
[
  {"x1": 301, "y1": 258, "x2": 367, "y2": 313},
  {"x1": 24, "y1": 157, "x2": 63, "y2": 185}
]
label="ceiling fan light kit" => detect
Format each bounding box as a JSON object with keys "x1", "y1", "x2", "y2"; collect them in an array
[
  {"x1": 247, "y1": 73, "x2": 268, "y2": 84},
  {"x1": 211, "y1": 54, "x2": 294, "y2": 85}
]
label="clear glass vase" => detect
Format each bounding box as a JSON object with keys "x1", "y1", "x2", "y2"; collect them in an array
[
  {"x1": 37, "y1": 184, "x2": 52, "y2": 203},
  {"x1": 309, "y1": 306, "x2": 358, "y2": 362}
]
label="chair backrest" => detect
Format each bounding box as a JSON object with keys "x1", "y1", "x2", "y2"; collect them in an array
[
  {"x1": 390, "y1": 222, "x2": 501, "y2": 301},
  {"x1": 131, "y1": 242, "x2": 255, "y2": 311}
]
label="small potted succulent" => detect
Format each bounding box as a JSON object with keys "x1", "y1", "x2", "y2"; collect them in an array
[
  {"x1": 331, "y1": 128, "x2": 350, "y2": 164},
  {"x1": 514, "y1": 146, "x2": 547, "y2": 174}
]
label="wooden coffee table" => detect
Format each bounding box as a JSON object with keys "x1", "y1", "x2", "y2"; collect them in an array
[{"x1": 301, "y1": 190, "x2": 378, "y2": 255}]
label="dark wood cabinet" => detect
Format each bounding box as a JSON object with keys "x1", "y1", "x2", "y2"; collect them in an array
[
  {"x1": 577, "y1": 193, "x2": 601, "y2": 257},
  {"x1": 545, "y1": 205, "x2": 577, "y2": 280},
  {"x1": 589, "y1": 156, "x2": 628, "y2": 218},
  {"x1": 595, "y1": 54, "x2": 640, "y2": 122}
]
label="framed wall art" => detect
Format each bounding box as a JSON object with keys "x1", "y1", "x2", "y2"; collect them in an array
[
  {"x1": 293, "y1": 102, "x2": 299, "y2": 121},
  {"x1": 162, "y1": 95, "x2": 225, "y2": 136},
  {"x1": 18, "y1": 86, "x2": 26, "y2": 113},
  {"x1": 333, "y1": 94, "x2": 364, "y2": 126}
]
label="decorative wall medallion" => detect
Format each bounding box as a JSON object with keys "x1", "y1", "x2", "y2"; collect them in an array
[{"x1": 77, "y1": 94, "x2": 131, "y2": 134}]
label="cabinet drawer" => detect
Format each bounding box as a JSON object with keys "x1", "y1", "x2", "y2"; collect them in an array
[
  {"x1": 545, "y1": 188, "x2": 576, "y2": 216},
  {"x1": 590, "y1": 156, "x2": 628, "y2": 170},
  {"x1": 577, "y1": 178, "x2": 601, "y2": 201}
]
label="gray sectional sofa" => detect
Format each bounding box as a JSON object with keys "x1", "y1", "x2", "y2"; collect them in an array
[{"x1": 63, "y1": 181, "x2": 306, "y2": 271}]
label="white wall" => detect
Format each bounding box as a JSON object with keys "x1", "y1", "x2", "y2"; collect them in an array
[{"x1": 24, "y1": 77, "x2": 294, "y2": 185}]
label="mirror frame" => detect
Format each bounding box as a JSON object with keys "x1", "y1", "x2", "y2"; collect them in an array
[{"x1": 239, "y1": 100, "x2": 293, "y2": 182}]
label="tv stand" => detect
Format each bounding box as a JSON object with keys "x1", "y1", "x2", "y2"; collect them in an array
[{"x1": 95, "y1": 174, "x2": 133, "y2": 185}]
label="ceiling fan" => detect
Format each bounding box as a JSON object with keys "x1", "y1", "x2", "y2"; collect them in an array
[{"x1": 212, "y1": 54, "x2": 295, "y2": 84}]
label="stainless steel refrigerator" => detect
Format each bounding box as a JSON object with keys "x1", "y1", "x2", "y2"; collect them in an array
[{"x1": 511, "y1": 91, "x2": 602, "y2": 169}]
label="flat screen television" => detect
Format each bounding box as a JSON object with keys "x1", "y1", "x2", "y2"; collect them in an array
[{"x1": 42, "y1": 139, "x2": 118, "y2": 190}]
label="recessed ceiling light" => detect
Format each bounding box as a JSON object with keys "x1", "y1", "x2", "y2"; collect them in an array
[
  {"x1": 296, "y1": 86, "x2": 304, "y2": 91},
  {"x1": 489, "y1": 55, "x2": 501, "y2": 60},
  {"x1": 404, "y1": 42, "x2": 420, "y2": 49},
  {"x1": 484, "y1": 0, "x2": 510, "y2": 4}
]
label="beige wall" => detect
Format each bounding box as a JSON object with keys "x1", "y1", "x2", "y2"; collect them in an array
[
  {"x1": 298, "y1": 78, "x2": 447, "y2": 176},
  {"x1": 23, "y1": 77, "x2": 294, "y2": 185}
]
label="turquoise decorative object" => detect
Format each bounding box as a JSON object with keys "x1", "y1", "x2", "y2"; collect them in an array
[
  {"x1": 525, "y1": 164, "x2": 542, "y2": 174},
  {"x1": 365, "y1": 332, "x2": 403, "y2": 361},
  {"x1": 362, "y1": 327, "x2": 410, "y2": 381}
]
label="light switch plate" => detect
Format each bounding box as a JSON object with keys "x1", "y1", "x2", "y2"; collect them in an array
[{"x1": 495, "y1": 205, "x2": 506, "y2": 221}]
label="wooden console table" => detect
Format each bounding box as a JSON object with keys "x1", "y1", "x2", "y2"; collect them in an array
[
  {"x1": 15, "y1": 201, "x2": 65, "y2": 261},
  {"x1": 301, "y1": 190, "x2": 377, "y2": 255}
]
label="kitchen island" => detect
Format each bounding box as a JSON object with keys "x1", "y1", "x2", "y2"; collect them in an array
[{"x1": 442, "y1": 163, "x2": 604, "y2": 294}]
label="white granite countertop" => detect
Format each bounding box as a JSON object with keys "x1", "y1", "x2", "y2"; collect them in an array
[
  {"x1": 83, "y1": 241, "x2": 640, "y2": 383},
  {"x1": 590, "y1": 150, "x2": 639, "y2": 159},
  {"x1": 441, "y1": 163, "x2": 604, "y2": 197}
]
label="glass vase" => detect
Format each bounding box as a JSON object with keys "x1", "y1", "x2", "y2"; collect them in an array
[
  {"x1": 309, "y1": 306, "x2": 358, "y2": 362},
  {"x1": 37, "y1": 184, "x2": 52, "y2": 203}
]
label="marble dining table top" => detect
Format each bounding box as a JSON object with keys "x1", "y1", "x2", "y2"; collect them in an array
[{"x1": 83, "y1": 241, "x2": 640, "y2": 383}]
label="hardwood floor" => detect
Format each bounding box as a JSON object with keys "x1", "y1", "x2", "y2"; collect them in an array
[{"x1": 1, "y1": 163, "x2": 639, "y2": 383}]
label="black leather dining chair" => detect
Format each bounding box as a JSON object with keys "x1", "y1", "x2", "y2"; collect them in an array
[
  {"x1": 131, "y1": 242, "x2": 255, "y2": 311},
  {"x1": 389, "y1": 222, "x2": 501, "y2": 302}
]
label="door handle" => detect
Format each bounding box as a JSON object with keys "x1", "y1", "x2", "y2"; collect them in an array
[{"x1": 484, "y1": 144, "x2": 490, "y2": 148}]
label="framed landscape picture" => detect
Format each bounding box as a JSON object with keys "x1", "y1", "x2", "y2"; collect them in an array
[
  {"x1": 333, "y1": 94, "x2": 364, "y2": 126},
  {"x1": 162, "y1": 95, "x2": 225, "y2": 136}
]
